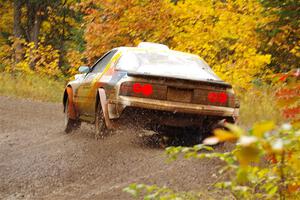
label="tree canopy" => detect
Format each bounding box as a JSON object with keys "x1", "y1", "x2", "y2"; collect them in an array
[{"x1": 0, "y1": 0, "x2": 298, "y2": 88}]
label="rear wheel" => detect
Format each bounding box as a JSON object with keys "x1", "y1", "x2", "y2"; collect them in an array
[
  {"x1": 200, "y1": 119, "x2": 230, "y2": 145},
  {"x1": 197, "y1": 119, "x2": 227, "y2": 143},
  {"x1": 95, "y1": 102, "x2": 109, "y2": 139},
  {"x1": 64, "y1": 99, "x2": 80, "y2": 133}
]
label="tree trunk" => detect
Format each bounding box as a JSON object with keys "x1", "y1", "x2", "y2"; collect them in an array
[
  {"x1": 13, "y1": 0, "x2": 23, "y2": 65},
  {"x1": 58, "y1": 0, "x2": 67, "y2": 69},
  {"x1": 28, "y1": 7, "x2": 43, "y2": 70},
  {"x1": 31, "y1": 13, "x2": 42, "y2": 49}
]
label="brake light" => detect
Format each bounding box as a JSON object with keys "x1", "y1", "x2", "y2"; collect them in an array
[
  {"x1": 218, "y1": 92, "x2": 228, "y2": 103},
  {"x1": 208, "y1": 92, "x2": 228, "y2": 104},
  {"x1": 133, "y1": 83, "x2": 143, "y2": 93},
  {"x1": 122, "y1": 82, "x2": 153, "y2": 97},
  {"x1": 132, "y1": 83, "x2": 153, "y2": 96},
  {"x1": 208, "y1": 92, "x2": 218, "y2": 103},
  {"x1": 142, "y1": 84, "x2": 153, "y2": 96}
]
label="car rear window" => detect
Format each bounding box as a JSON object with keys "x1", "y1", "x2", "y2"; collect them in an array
[{"x1": 115, "y1": 50, "x2": 221, "y2": 81}]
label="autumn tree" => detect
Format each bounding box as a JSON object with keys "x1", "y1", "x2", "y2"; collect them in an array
[
  {"x1": 0, "y1": 0, "x2": 13, "y2": 70},
  {"x1": 81, "y1": 0, "x2": 273, "y2": 89},
  {"x1": 80, "y1": 0, "x2": 173, "y2": 64},
  {"x1": 169, "y1": 0, "x2": 276, "y2": 89},
  {"x1": 40, "y1": 0, "x2": 84, "y2": 74},
  {"x1": 260, "y1": 0, "x2": 300, "y2": 72},
  {"x1": 1, "y1": 0, "x2": 298, "y2": 84},
  {"x1": 12, "y1": 0, "x2": 61, "y2": 48},
  {"x1": 10, "y1": 0, "x2": 58, "y2": 69},
  {"x1": 3, "y1": 0, "x2": 84, "y2": 74}
]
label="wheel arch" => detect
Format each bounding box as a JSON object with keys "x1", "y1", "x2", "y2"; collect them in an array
[{"x1": 63, "y1": 85, "x2": 73, "y2": 113}]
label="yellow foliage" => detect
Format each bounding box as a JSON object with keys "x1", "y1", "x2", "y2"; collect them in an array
[
  {"x1": 83, "y1": 0, "x2": 174, "y2": 63},
  {"x1": 0, "y1": 1, "x2": 13, "y2": 36},
  {"x1": 0, "y1": 1, "x2": 13, "y2": 71},
  {"x1": 66, "y1": 50, "x2": 84, "y2": 77},
  {"x1": 1, "y1": 37, "x2": 60, "y2": 78},
  {"x1": 0, "y1": 44, "x2": 13, "y2": 70},
  {"x1": 214, "y1": 129, "x2": 238, "y2": 142},
  {"x1": 252, "y1": 121, "x2": 275, "y2": 138},
  {"x1": 170, "y1": 0, "x2": 273, "y2": 89},
  {"x1": 82, "y1": 0, "x2": 275, "y2": 89},
  {"x1": 23, "y1": 42, "x2": 60, "y2": 76}
]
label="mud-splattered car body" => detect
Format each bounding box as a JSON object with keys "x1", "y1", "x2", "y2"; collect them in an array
[{"x1": 63, "y1": 42, "x2": 239, "y2": 135}]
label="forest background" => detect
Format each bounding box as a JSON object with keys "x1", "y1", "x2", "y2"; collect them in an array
[{"x1": 0, "y1": 1, "x2": 300, "y2": 199}]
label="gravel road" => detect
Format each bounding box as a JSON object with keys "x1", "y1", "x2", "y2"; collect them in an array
[{"x1": 0, "y1": 96, "x2": 231, "y2": 200}]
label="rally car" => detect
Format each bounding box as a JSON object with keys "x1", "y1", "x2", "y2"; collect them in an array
[{"x1": 63, "y1": 42, "x2": 239, "y2": 139}]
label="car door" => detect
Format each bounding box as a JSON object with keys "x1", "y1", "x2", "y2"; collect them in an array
[{"x1": 76, "y1": 50, "x2": 117, "y2": 117}]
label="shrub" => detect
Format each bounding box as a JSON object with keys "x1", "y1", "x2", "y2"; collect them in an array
[{"x1": 124, "y1": 122, "x2": 300, "y2": 199}]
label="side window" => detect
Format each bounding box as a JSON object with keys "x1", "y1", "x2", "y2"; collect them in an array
[{"x1": 91, "y1": 50, "x2": 117, "y2": 73}]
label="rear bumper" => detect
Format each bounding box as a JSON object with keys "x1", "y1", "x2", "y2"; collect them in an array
[{"x1": 107, "y1": 96, "x2": 239, "y2": 119}]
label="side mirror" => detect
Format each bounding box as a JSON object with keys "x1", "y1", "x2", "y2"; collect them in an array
[{"x1": 78, "y1": 66, "x2": 90, "y2": 73}]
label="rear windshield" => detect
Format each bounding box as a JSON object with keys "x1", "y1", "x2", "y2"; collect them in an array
[{"x1": 115, "y1": 50, "x2": 221, "y2": 81}]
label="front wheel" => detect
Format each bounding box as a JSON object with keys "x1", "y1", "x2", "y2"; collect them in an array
[{"x1": 64, "y1": 99, "x2": 80, "y2": 133}]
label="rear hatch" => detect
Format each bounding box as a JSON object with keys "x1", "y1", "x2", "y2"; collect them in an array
[{"x1": 120, "y1": 74, "x2": 236, "y2": 108}]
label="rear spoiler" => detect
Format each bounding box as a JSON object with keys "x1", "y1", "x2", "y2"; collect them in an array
[{"x1": 127, "y1": 72, "x2": 232, "y2": 88}]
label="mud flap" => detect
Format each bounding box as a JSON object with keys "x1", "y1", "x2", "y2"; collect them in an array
[
  {"x1": 98, "y1": 88, "x2": 113, "y2": 129},
  {"x1": 66, "y1": 87, "x2": 76, "y2": 120}
]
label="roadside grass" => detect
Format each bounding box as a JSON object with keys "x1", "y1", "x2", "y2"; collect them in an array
[
  {"x1": 0, "y1": 72, "x2": 65, "y2": 102},
  {"x1": 238, "y1": 86, "x2": 282, "y2": 128},
  {"x1": 0, "y1": 72, "x2": 282, "y2": 125}
]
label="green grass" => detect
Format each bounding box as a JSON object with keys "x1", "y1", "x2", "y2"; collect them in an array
[
  {"x1": 238, "y1": 86, "x2": 282, "y2": 128},
  {"x1": 0, "y1": 72, "x2": 65, "y2": 102}
]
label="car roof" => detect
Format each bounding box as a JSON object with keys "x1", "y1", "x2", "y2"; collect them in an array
[{"x1": 112, "y1": 46, "x2": 200, "y2": 59}]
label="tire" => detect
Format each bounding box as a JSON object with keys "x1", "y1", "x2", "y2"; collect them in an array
[
  {"x1": 64, "y1": 99, "x2": 80, "y2": 133},
  {"x1": 95, "y1": 102, "x2": 109, "y2": 139}
]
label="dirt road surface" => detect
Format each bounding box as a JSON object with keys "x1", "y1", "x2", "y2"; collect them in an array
[{"x1": 0, "y1": 96, "x2": 231, "y2": 199}]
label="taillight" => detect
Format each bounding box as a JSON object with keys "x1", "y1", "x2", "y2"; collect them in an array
[
  {"x1": 132, "y1": 83, "x2": 153, "y2": 96},
  {"x1": 133, "y1": 83, "x2": 143, "y2": 93},
  {"x1": 208, "y1": 92, "x2": 218, "y2": 103},
  {"x1": 121, "y1": 82, "x2": 153, "y2": 97},
  {"x1": 142, "y1": 84, "x2": 153, "y2": 96},
  {"x1": 218, "y1": 92, "x2": 228, "y2": 104},
  {"x1": 208, "y1": 92, "x2": 228, "y2": 104}
]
